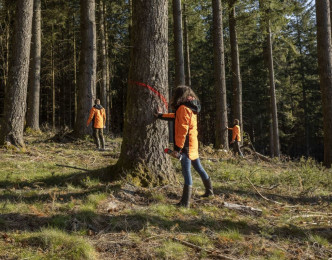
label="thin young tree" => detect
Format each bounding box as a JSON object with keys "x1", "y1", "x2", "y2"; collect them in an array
[
  {"x1": 229, "y1": 0, "x2": 242, "y2": 138},
  {"x1": 115, "y1": 0, "x2": 176, "y2": 185},
  {"x1": 0, "y1": 0, "x2": 34, "y2": 148},
  {"x1": 316, "y1": 0, "x2": 332, "y2": 167},
  {"x1": 104, "y1": 2, "x2": 111, "y2": 134},
  {"x1": 74, "y1": 0, "x2": 97, "y2": 136},
  {"x1": 26, "y1": 0, "x2": 41, "y2": 131},
  {"x1": 212, "y1": 0, "x2": 228, "y2": 149},
  {"x1": 183, "y1": 2, "x2": 191, "y2": 86},
  {"x1": 173, "y1": 0, "x2": 185, "y2": 86},
  {"x1": 259, "y1": 0, "x2": 280, "y2": 157},
  {"x1": 98, "y1": 0, "x2": 107, "y2": 117}
]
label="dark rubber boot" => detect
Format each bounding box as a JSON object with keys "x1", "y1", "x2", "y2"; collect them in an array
[
  {"x1": 101, "y1": 137, "x2": 105, "y2": 150},
  {"x1": 96, "y1": 138, "x2": 100, "y2": 149},
  {"x1": 177, "y1": 185, "x2": 192, "y2": 208},
  {"x1": 201, "y1": 178, "x2": 214, "y2": 197}
]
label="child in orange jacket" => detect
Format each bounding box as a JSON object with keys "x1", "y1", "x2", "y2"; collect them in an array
[
  {"x1": 157, "y1": 86, "x2": 213, "y2": 208},
  {"x1": 228, "y1": 119, "x2": 243, "y2": 157}
]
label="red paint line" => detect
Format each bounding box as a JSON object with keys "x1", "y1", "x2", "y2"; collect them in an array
[{"x1": 129, "y1": 80, "x2": 168, "y2": 109}]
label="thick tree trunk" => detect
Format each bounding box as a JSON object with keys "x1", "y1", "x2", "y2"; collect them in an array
[
  {"x1": 74, "y1": 0, "x2": 97, "y2": 137},
  {"x1": 229, "y1": 0, "x2": 243, "y2": 139},
  {"x1": 316, "y1": 0, "x2": 332, "y2": 168},
  {"x1": 212, "y1": 0, "x2": 228, "y2": 149},
  {"x1": 26, "y1": 0, "x2": 41, "y2": 131},
  {"x1": 183, "y1": 3, "x2": 191, "y2": 86},
  {"x1": 0, "y1": 0, "x2": 34, "y2": 148},
  {"x1": 98, "y1": 0, "x2": 107, "y2": 115},
  {"x1": 116, "y1": 0, "x2": 176, "y2": 185},
  {"x1": 173, "y1": 0, "x2": 185, "y2": 86}
]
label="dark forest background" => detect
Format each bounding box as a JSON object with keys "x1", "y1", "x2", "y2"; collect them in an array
[{"x1": 0, "y1": 0, "x2": 324, "y2": 159}]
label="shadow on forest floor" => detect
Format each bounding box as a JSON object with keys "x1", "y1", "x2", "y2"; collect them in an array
[
  {"x1": 0, "y1": 210, "x2": 331, "y2": 243},
  {"x1": 214, "y1": 187, "x2": 332, "y2": 205}
]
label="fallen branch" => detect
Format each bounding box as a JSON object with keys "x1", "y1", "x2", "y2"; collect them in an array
[
  {"x1": 222, "y1": 202, "x2": 262, "y2": 216},
  {"x1": 287, "y1": 214, "x2": 331, "y2": 222},
  {"x1": 245, "y1": 176, "x2": 283, "y2": 205},
  {"x1": 252, "y1": 151, "x2": 272, "y2": 162}
]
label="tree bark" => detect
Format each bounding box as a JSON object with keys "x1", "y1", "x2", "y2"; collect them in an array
[
  {"x1": 267, "y1": 22, "x2": 280, "y2": 157},
  {"x1": 51, "y1": 23, "x2": 55, "y2": 131},
  {"x1": 212, "y1": 0, "x2": 228, "y2": 149},
  {"x1": 73, "y1": 13, "x2": 78, "y2": 126},
  {"x1": 259, "y1": 0, "x2": 280, "y2": 157},
  {"x1": 74, "y1": 0, "x2": 97, "y2": 137},
  {"x1": 26, "y1": 0, "x2": 41, "y2": 131},
  {"x1": 116, "y1": 0, "x2": 176, "y2": 185},
  {"x1": 316, "y1": 0, "x2": 332, "y2": 168},
  {"x1": 98, "y1": 0, "x2": 107, "y2": 115},
  {"x1": 0, "y1": 0, "x2": 34, "y2": 148},
  {"x1": 266, "y1": 22, "x2": 280, "y2": 157},
  {"x1": 173, "y1": 0, "x2": 185, "y2": 86},
  {"x1": 183, "y1": 3, "x2": 191, "y2": 86},
  {"x1": 229, "y1": 0, "x2": 243, "y2": 139},
  {"x1": 103, "y1": 1, "x2": 111, "y2": 134}
]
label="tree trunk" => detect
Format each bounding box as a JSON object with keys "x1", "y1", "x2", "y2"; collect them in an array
[
  {"x1": 51, "y1": 23, "x2": 55, "y2": 131},
  {"x1": 116, "y1": 0, "x2": 176, "y2": 185},
  {"x1": 183, "y1": 3, "x2": 191, "y2": 86},
  {"x1": 73, "y1": 13, "x2": 78, "y2": 126},
  {"x1": 74, "y1": 0, "x2": 97, "y2": 137},
  {"x1": 0, "y1": 0, "x2": 34, "y2": 148},
  {"x1": 296, "y1": 18, "x2": 310, "y2": 157},
  {"x1": 266, "y1": 21, "x2": 280, "y2": 157},
  {"x1": 26, "y1": 0, "x2": 41, "y2": 131},
  {"x1": 259, "y1": 0, "x2": 280, "y2": 157},
  {"x1": 229, "y1": 0, "x2": 243, "y2": 140},
  {"x1": 316, "y1": 0, "x2": 332, "y2": 168},
  {"x1": 173, "y1": 0, "x2": 185, "y2": 86},
  {"x1": 4, "y1": 8, "x2": 10, "y2": 96},
  {"x1": 98, "y1": 0, "x2": 107, "y2": 115},
  {"x1": 212, "y1": 0, "x2": 228, "y2": 149},
  {"x1": 104, "y1": 2, "x2": 111, "y2": 134}
]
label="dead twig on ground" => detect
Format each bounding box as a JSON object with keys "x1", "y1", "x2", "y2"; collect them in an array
[
  {"x1": 245, "y1": 176, "x2": 283, "y2": 205},
  {"x1": 222, "y1": 201, "x2": 263, "y2": 216}
]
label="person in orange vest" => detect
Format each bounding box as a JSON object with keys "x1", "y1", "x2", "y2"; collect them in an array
[
  {"x1": 156, "y1": 86, "x2": 213, "y2": 208},
  {"x1": 86, "y1": 99, "x2": 106, "y2": 151},
  {"x1": 228, "y1": 119, "x2": 243, "y2": 157}
]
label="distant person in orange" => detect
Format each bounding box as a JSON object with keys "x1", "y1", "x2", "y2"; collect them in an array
[
  {"x1": 228, "y1": 119, "x2": 243, "y2": 157},
  {"x1": 87, "y1": 99, "x2": 106, "y2": 151}
]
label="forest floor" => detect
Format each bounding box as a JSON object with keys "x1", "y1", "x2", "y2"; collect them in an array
[{"x1": 0, "y1": 132, "x2": 331, "y2": 260}]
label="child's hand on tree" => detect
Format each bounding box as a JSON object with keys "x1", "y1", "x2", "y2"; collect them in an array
[{"x1": 154, "y1": 106, "x2": 163, "y2": 117}]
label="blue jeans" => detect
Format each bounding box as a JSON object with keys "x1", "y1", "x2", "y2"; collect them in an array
[{"x1": 181, "y1": 153, "x2": 209, "y2": 186}]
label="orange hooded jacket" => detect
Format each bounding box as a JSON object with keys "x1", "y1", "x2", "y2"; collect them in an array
[
  {"x1": 87, "y1": 105, "x2": 106, "y2": 129},
  {"x1": 228, "y1": 125, "x2": 241, "y2": 142},
  {"x1": 159, "y1": 100, "x2": 200, "y2": 160}
]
